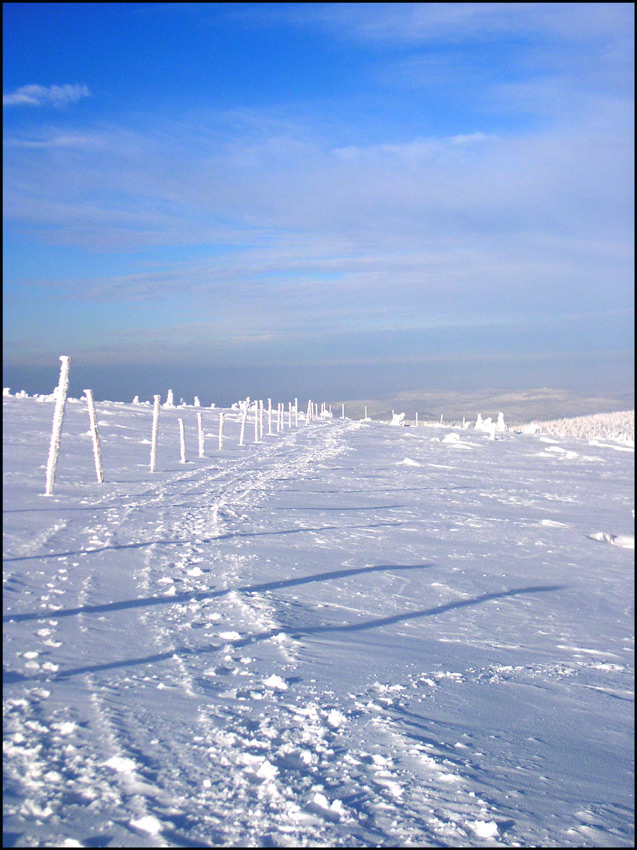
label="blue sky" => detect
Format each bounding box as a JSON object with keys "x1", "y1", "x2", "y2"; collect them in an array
[{"x1": 3, "y1": 2, "x2": 634, "y2": 404}]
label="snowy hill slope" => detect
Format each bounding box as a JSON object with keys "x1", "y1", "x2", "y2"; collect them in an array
[{"x1": 3, "y1": 396, "x2": 634, "y2": 847}]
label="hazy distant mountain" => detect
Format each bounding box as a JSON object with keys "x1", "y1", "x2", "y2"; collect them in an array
[{"x1": 337, "y1": 388, "x2": 635, "y2": 424}]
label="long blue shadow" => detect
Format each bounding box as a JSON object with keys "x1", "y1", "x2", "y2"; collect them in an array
[
  {"x1": 2, "y1": 521, "x2": 405, "y2": 565},
  {"x1": 6, "y1": 584, "x2": 565, "y2": 682},
  {"x1": 3, "y1": 562, "x2": 433, "y2": 623}
]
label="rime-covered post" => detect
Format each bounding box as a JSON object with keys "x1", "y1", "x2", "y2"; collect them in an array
[
  {"x1": 253, "y1": 401, "x2": 259, "y2": 443},
  {"x1": 276, "y1": 403, "x2": 281, "y2": 432},
  {"x1": 239, "y1": 404, "x2": 247, "y2": 446},
  {"x1": 306, "y1": 399, "x2": 312, "y2": 424},
  {"x1": 440, "y1": 414, "x2": 443, "y2": 423},
  {"x1": 44, "y1": 356, "x2": 71, "y2": 496},
  {"x1": 197, "y1": 412, "x2": 205, "y2": 457},
  {"x1": 415, "y1": 411, "x2": 418, "y2": 427},
  {"x1": 288, "y1": 402, "x2": 292, "y2": 428},
  {"x1": 150, "y1": 395, "x2": 160, "y2": 472},
  {"x1": 178, "y1": 418, "x2": 187, "y2": 463},
  {"x1": 341, "y1": 403, "x2": 345, "y2": 419},
  {"x1": 84, "y1": 389, "x2": 104, "y2": 484},
  {"x1": 295, "y1": 398, "x2": 298, "y2": 427},
  {"x1": 259, "y1": 400, "x2": 264, "y2": 439},
  {"x1": 218, "y1": 411, "x2": 225, "y2": 450},
  {"x1": 268, "y1": 399, "x2": 273, "y2": 436}
]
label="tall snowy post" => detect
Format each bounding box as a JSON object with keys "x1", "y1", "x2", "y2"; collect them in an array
[
  {"x1": 295, "y1": 398, "x2": 298, "y2": 427},
  {"x1": 178, "y1": 418, "x2": 187, "y2": 463},
  {"x1": 84, "y1": 389, "x2": 104, "y2": 484},
  {"x1": 44, "y1": 355, "x2": 71, "y2": 496},
  {"x1": 440, "y1": 414, "x2": 443, "y2": 423},
  {"x1": 268, "y1": 399, "x2": 273, "y2": 436},
  {"x1": 253, "y1": 402, "x2": 259, "y2": 443},
  {"x1": 239, "y1": 404, "x2": 247, "y2": 446},
  {"x1": 197, "y1": 412, "x2": 205, "y2": 457},
  {"x1": 150, "y1": 395, "x2": 160, "y2": 472},
  {"x1": 218, "y1": 411, "x2": 225, "y2": 450},
  {"x1": 288, "y1": 402, "x2": 292, "y2": 428},
  {"x1": 276, "y1": 403, "x2": 281, "y2": 432},
  {"x1": 341, "y1": 403, "x2": 345, "y2": 419},
  {"x1": 415, "y1": 411, "x2": 418, "y2": 427},
  {"x1": 259, "y1": 400, "x2": 264, "y2": 439},
  {"x1": 306, "y1": 399, "x2": 312, "y2": 424}
]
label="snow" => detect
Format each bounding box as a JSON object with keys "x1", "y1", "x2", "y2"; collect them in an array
[{"x1": 3, "y1": 395, "x2": 634, "y2": 848}]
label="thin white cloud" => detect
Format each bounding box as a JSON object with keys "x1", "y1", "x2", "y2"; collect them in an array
[{"x1": 3, "y1": 83, "x2": 90, "y2": 108}]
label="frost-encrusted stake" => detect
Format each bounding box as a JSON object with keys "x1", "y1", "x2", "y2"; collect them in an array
[
  {"x1": 259, "y1": 400, "x2": 264, "y2": 439},
  {"x1": 306, "y1": 399, "x2": 312, "y2": 424},
  {"x1": 295, "y1": 398, "x2": 298, "y2": 427},
  {"x1": 415, "y1": 412, "x2": 418, "y2": 426},
  {"x1": 178, "y1": 418, "x2": 187, "y2": 463},
  {"x1": 254, "y1": 402, "x2": 260, "y2": 443},
  {"x1": 341, "y1": 404, "x2": 345, "y2": 419},
  {"x1": 218, "y1": 411, "x2": 225, "y2": 450},
  {"x1": 44, "y1": 355, "x2": 71, "y2": 496},
  {"x1": 150, "y1": 395, "x2": 160, "y2": 472},
  {"x1": 84, "y1": 389, "x2": 104, "y2": 483},
  {"x1": 197, "y1": 412, "x2": 205, "y2": 457},
  {"x1": 288, "y1": 402, "x2": 292, "y2": 428},
  {"x1": 239, "y1": 404, "x2": 247, "y2": 446},
  {"x1": 268, "y1": 399, "x2": 273, "y2": 436}
]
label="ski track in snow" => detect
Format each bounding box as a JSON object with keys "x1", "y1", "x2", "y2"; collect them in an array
[{"x1": 3, "y1": 399, "x2": 634, "y2": 847}]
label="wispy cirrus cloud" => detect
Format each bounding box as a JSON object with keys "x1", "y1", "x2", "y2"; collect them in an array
[{"x1": 3, "y1": 83, "x2": 90, "y2": 108}]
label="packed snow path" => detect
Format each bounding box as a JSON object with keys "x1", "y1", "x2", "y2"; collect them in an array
[{"x1": 3, "y1": 398, "x2": 634, "y2": 847}]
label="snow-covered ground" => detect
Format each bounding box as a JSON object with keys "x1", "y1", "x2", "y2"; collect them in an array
[{"x1": 3, "y1": 395, "x2": 634, "y2": 848}]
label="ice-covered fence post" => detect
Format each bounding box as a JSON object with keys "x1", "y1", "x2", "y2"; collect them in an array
[
  {"x1": 218, "y1": 411, "x2": 225, "y2": 450},
  {"x1": 253, "y1": 401, "x2": 259, "y2": 442},
  {"x1": 259, "y1": 400, "x2": 264, "y2": 439},
  {"x1": 276, "y1": 403, "x2": 281, "y2": 432},
  {"x1": 341, "y1": 404, "x2": 345, "y2": 419},
  {"x1": 44, "y1": 355, "x2": 71, "y2": 496},
  {"x1": 415, "y1": 412, "x2": 418, "y2": 427},
  {"x1": 295, "y1": 398, "x2": 298, "y2": 427},
  {"x1": 197, "y1": 412, "x2": 205, "y2": 457},
  {"x1": 84, "y1": 389, "x2": 104, "y2": 484},
  {"x1": 440, "y1": 414, "x2": 443, "y2": 423},
  {"x1": 288, "y1": 402, "x2": 292, "y2": 428},
  {"x1": 239, "y1": 404, "x2": 247, "y2": 446},
  {"x1": 306, "y1": 399, "x2": 312, "y2": 424},
  {"x1": 268, "y1": 399, "x2": 273, "y2": 435},
  {"x1": 150, "y1": 395, "x2": 160, "y2": 472},
  {"x1": 178, "y1": 418, "x2": 187, "y2": 463}
]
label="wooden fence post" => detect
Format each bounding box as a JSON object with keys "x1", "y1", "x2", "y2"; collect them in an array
[
  {"x1": 150, "y1": 395, "x2": 160, "y2": 472},
  {"x1": 84, "y1": 389, "x2": 104, "y2": 483},
  {"x1": 44, "y1": 355, "x2": 71, "y2": 496}
]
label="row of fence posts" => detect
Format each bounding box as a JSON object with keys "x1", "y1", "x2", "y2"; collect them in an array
[{"x1": 43, "y1": 357, "x2": 343, "y2": 495}]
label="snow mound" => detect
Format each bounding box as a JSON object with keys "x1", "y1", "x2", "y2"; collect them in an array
[{"x1": 588, "y1": 532, "x2": 634, "y2": 550}]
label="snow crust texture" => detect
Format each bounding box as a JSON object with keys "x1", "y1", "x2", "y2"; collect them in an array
[{"x1": 3, "y1": 397, "x2": 634, "y2": 847}]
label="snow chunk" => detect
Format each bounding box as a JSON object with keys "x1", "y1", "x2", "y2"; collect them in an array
[
  {"x1": 104, "y1": 755, "x2": 137, "y2": 773},
  {"x1": 468, "y1": 820, "x2": 499, "y2": 839},
  {"x1": 130, "y1": 814, "x2": 163, "y2": 834},
  {"x1": 442, "y1": 433, "x2": 460, "y2": 443},
  {"x1": 397, "y1": 457, "x2": 422, "y2": 466},
  {"x1": 263, "y1": 674, "x2": 288, "y2": 690},
  {"x1": 219, "y1": 630, "x2": 242, "y2": 641},
  {"x1": 326, "y1": 709, "x2": 347, "y2": 728}
]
